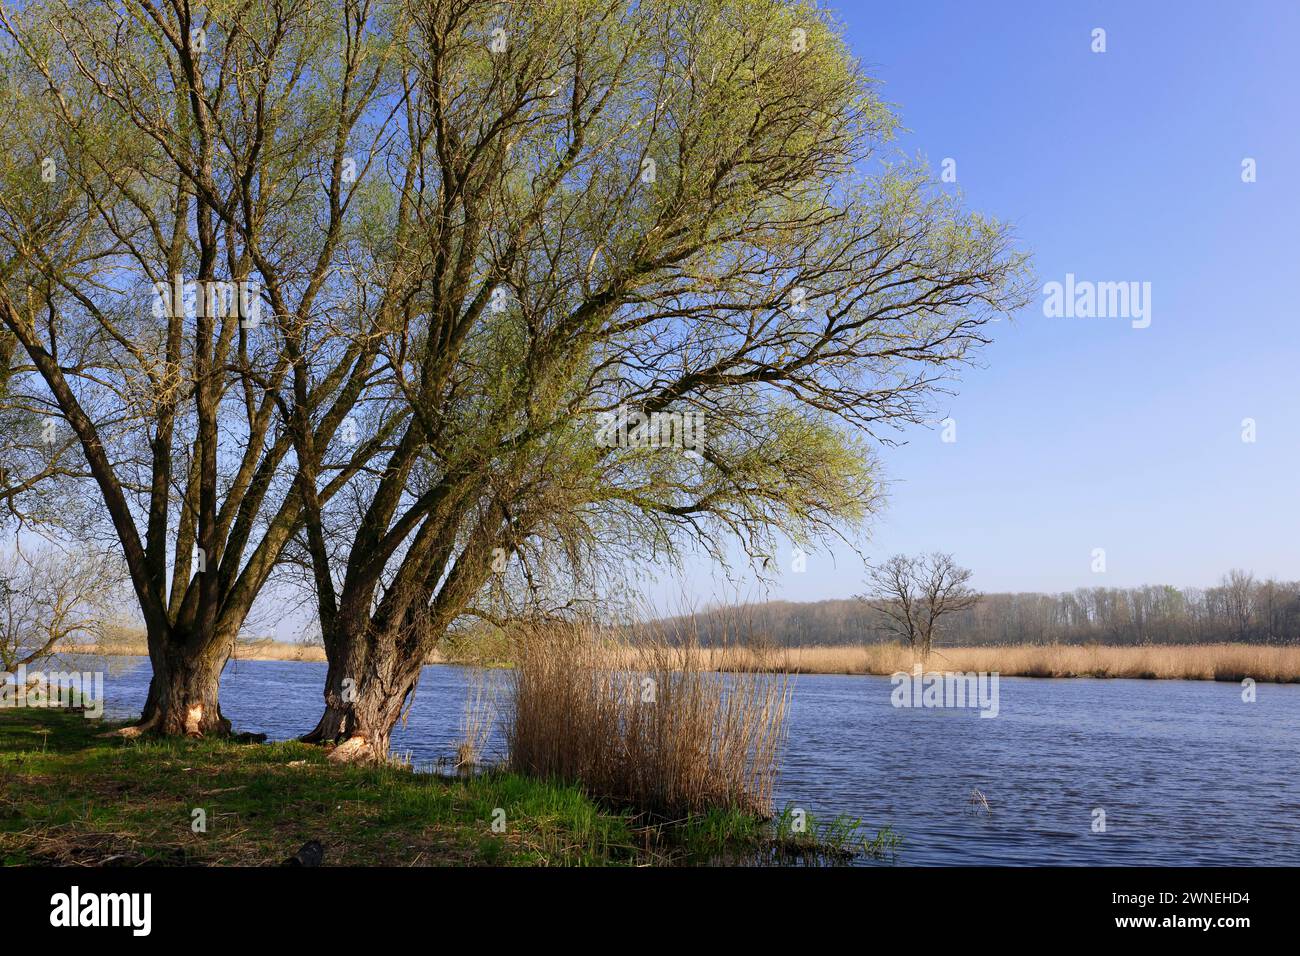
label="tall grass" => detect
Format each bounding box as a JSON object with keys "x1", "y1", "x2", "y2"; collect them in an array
[{"x1": 504, "y1": 621, "x2": 789, "y2": 818}]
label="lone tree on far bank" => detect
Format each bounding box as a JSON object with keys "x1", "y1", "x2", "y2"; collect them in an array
[{"x1": 861, "y1": 553, "x2": 980, "y2": 660}]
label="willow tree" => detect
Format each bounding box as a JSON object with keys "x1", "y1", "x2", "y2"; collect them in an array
[
  {"x1": 285, "y1": 0, "x2": 1031, "y2": 761},
  {"x1": 0, "y1": 0, "x2": 413, "y2": 735}
]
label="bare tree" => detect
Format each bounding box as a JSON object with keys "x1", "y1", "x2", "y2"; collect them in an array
[
  {"x1": 0, "y1": 543, "x2": 117, "y2": 672},
  {"x1": 860, "y1": 553, "x2": 980, "y2": 659}
]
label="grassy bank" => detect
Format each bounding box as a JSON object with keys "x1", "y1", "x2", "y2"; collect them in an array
[{"x1": 0, "y1": 708, "x2": 883, "y2": 866}]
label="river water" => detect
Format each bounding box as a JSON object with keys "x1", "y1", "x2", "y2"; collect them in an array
[{"x1": 83, "y1": 656, "x2": 1299, "y2": 865}]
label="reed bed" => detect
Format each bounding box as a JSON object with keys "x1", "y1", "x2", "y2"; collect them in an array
[
  {"x1": 706, "y1": 642, "x2": 1300, "y2": 683},
  {"x1": 504, "y1": 622, "x2": 789, "y2": 817}
]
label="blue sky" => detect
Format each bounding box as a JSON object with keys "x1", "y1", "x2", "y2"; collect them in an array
[{"x1": 651, "y1": 0, "x2": 1300, "y2": 609}]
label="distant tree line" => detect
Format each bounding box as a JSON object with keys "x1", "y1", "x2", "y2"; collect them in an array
[{"x1": 671, "y1": 570, "x2": 1300, "y2": 647}]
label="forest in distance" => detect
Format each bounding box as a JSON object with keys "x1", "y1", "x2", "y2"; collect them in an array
[{"x1": 664, "y1": 570, "x2": 1300, "y2": 649}]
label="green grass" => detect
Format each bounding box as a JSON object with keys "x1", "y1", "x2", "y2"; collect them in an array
[
  {"x1": 771, "y1": 803, "x2": 904, "y2": 863},
  {"x1": 0, "y1": 708, "x2": 659, "y2": 866},
  {"x1": 0, "y1": 708, "x2": 891, "y2": 866}
]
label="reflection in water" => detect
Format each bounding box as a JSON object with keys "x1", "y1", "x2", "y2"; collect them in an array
[{"x1": 87, "y1": 657, "x2": 1300, "y2": 866}]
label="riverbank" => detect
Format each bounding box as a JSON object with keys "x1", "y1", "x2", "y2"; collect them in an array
[
  {"x1": 73, "y1": 639, "x2": 1300, "y2": 683},
  {"x1": 0, "y1": 708, "x2": 883, "y2": 866},
  {"x1": 71, "y1": 639, "x2": 489, "y2": 666}
]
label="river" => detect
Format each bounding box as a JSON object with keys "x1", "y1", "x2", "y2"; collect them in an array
[{"x1": 84, "y1": 656, "x2": 1300, "y2": 865}]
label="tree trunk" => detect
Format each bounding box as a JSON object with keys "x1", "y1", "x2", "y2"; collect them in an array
[
  {"x1": 120, "y1": 633, "x2": 233, "y2": 738},
  {"x1": 302, "y1": 637, "x2": 423, "y2": 763},
  {"x1": 301, "y1": 521, "x2": 499, "y2": 763}
]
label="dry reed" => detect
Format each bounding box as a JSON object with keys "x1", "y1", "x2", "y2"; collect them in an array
[
  {"x1": 504, "y1": 621, "x2": 789, "y2": 817},
  {"x1": 704, "y1": 642, "x2": 1300, "y2": 683},
  {"x1": 456, "y1": 670, "x2": 499, "y2": 768}
]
